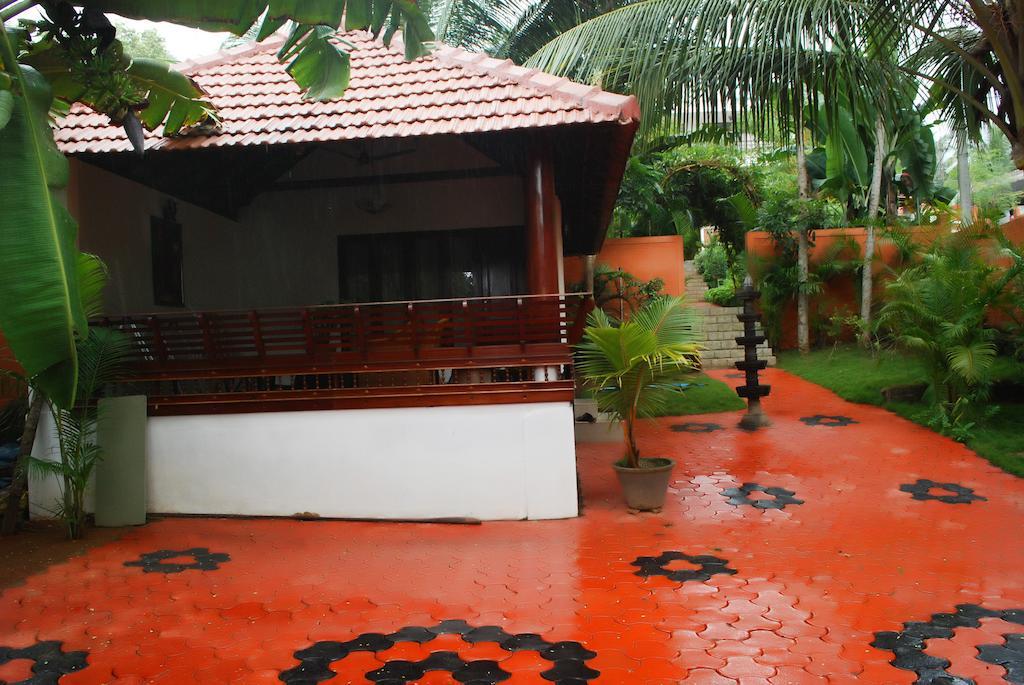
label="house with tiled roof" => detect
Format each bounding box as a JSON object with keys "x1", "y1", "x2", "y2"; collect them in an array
[{"x1": 41, "y1": 31, "x2": 639, "y2": 522}]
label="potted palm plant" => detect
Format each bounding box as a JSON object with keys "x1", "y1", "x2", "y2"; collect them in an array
[{"x1": 576, "y1": 296, "x2": 700, "y2": 512}]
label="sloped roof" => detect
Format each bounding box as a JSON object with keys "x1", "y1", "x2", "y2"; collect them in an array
[{"x1": 55, "y1": 31, "x2": 640, "y2": 154}]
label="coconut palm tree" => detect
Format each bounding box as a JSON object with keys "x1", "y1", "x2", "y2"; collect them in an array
[
  {"x1": 519, "y1": 0, "x2": 900, "y2": 353},
  {"x1": 885, "y1": 1, "x2": 1024, "y2": 170},
  {"x1": 430, "y1": 0, "x2": 614, "y2": 63}
]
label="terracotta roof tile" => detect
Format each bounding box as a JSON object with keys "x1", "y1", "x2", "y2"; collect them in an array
[{"x1": 55, "y1": 30, "x2": 639, "y2": 154}]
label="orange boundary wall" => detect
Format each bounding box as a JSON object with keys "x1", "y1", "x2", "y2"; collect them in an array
[
  {"x1": 564, "y1": 235, "x2": 686, "y2": 297},
  {"x1": 747, "y1": 220, "x2": 1024, "y2": 350}
]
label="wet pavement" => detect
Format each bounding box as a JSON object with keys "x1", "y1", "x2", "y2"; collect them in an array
[{"x1": 1, "y1": 368, "x2": 1021, "y2": 684}]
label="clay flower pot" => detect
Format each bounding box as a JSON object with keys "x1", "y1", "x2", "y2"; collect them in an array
[{"x1": 612, "y1": 457, "x2": 675, "y2": 512}]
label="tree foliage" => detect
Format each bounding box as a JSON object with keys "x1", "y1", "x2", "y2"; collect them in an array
[
  {"x1": 883, "y1": 0, "x2": 1024, "y2": 170},
  {"x1": 110, "y1": 21, "x2": 173, "y2": 61},
  {"x1": 526, "y1": 0, "x2": 898, "y2": 143}
]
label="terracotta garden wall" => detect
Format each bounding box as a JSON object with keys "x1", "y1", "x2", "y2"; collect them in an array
[
  {"x1": 747, "y1": 220, "x2": 1024, "y2": 350},
  {"x1": 564, "y1": 235, "x2": 686, "y2": 297}
]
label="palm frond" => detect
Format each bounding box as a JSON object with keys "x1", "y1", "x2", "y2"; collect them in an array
[
  {"x1": 527, "y1": 0, "x2": 901, "y2": 143},
  {"x1": 946, "y1": 341, "x2": 996, "y2": 383}
]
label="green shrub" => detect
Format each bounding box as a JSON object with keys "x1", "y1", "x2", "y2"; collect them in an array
[
  {"x1": 694, "y1": 241, "x2": 728, "y2": 286},
  {"x1": 876, "y1": 228, "x2": 1024, "y2": 439},
  {"x1": 705, "y1": 283, "x2": 737, "y2": 306}
]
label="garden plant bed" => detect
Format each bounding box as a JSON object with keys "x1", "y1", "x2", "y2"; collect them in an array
[
  {"x1": 0, "y1": 520, "x2": 131, "y2": 589},
  {"x1": 778, "y1": 345, "x2": 1024, "y2": 476}
]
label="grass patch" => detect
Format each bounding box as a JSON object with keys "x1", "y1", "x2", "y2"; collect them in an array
[
  {"x1": 654, "y1": 372, "x2": 746, "y2": 417},
  {"x1": 778, "y1": 345, "x2": 1024, "y2": 476}
]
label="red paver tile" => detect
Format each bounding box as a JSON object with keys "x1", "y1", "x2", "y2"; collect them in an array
[{"x1": 1, "y1": 369, "x2": 1021, "y2": 684}]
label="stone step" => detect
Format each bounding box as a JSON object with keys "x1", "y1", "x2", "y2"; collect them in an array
[
  {"x1": 693, "y1": 306, "x2": 735, "y2": 311},
  {"x1": 702, "y1": 331, "x2": 761, "y2": 342},
  {"x1": 704, "y1": 358, "x2": 776, "y2": 369}
]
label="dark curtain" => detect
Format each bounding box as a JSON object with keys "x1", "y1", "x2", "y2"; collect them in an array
[{"x1": 338, "y1": 226, "x2": 525, "y2": 303}]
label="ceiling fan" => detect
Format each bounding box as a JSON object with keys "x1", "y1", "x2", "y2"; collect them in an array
[{"x1": 334, "y1": 142, "x2": 416, "y2": 166}]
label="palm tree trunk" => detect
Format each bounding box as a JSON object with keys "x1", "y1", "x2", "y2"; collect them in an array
[
  {"x1": 1013, "y1": 140, "x2": 1024, "y2": 172},
  {"x1": 958, "y1": 138, "x2": 973, "y2": 225},
  {"x1": 861, "y1": 115, "x2": 886, "y2": 346},
  {"x1": 622, "y1": 411, "x2": 639, "y2": 468},
  {"x1": 796, "y1": 121, "x2": 811, "y2": 354},
  {"x1": 1, "y1": 393, "x2": 43, "y2": 535}
]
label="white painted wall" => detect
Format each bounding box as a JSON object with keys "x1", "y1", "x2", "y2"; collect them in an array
[
  {"x1": 74, "y1": 160, "x2": 247, "y2": 314},
  {"x1": 30, "y1": 402, "x2": 579, "y2": 521}
]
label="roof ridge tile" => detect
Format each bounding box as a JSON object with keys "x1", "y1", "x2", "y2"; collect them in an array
[
  {"x1": 432, "y1": 44, "x2": 638, "y2": 123},
  {"x1": 176, "y1": 36, "x2": 286, "y2": 75}
]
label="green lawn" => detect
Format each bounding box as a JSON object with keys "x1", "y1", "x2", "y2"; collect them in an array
[
  {"x1": 778, "y1": 346, "x2": 1024, "y2": 476},
  {"x1": 654, "y1": 372, "x2": 746, "y2": 417}
]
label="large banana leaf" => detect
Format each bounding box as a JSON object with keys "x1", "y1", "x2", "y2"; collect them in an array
[
  {"x1": 0, "y1": 51, "x2": 83, "y2": 409},
  {"x1": 126, "y1": 58, "x2": 214, "y2": 134},
  {"x1": 0, "y1": 87, "x2": 12, "y2": 130},
  {"x1": 819, "y1": 104, "x2": 869, "y2": 198},
  {"x1": 23, "y1": 46, "x2": 214, "y2": 137},
  {"x1": 277, "y1": 23, "x2": 352, "y2": 100}
]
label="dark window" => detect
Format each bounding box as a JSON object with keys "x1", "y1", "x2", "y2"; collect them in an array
[
  {"x1": 338, "y1": 226, "x2": 525, "y2": 303},
  {"x1": 151, "y1": 213, "x2": 184, "y2": 307}
]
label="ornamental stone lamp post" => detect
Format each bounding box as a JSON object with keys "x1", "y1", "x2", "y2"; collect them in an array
[{"x1": 734, "y1": 276, "x2": 771, "y2": 430}]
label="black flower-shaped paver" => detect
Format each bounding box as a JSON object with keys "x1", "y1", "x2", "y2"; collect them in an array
[
  {"x1": 721, "y1": 482, "x2": 804, "y2": 510},
  {"x1": 669, "y1": 422, "x2": 722, "y2": 434},
  {"x1": 978, "y1": 633, "x2": 1024, "y2": 683},
  {"x1": 124, "y1": 548, "x2": 231, "y2": 573},
  {"x1": 0, "y1": 641, "x2": 88, "y2": 684},
  {"x1": 800, "y1": 415, "x2": 858, "y2": 427},
  {"x1": 899, "y1": 479, "x2": 987, "y2": 504},
  {"x1": 278, "y1": 621, "x2": 600, "y2": 684},
  {"x1": 630, "y1": 551, "x2": 737, "y2": 583},
  {"x1": 871, "y1": 604, "x2": 1024, "y2": 684}
]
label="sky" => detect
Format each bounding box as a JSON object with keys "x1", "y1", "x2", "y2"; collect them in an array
[{"x1": 118, "y1": 18, "x2": 230, "y2": 62}]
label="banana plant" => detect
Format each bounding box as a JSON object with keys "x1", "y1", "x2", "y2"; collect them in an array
[
  {"x1": 806, "y1": 95, "x2": 944, "y2": 221},
  {"x1": 0, "y1": 0, "x2": 433, "y2": 409}
]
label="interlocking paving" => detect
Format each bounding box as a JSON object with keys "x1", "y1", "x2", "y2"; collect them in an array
[
  {"x1": 0, "y1": 641, "x2": 88, "y2": 684},
  {"x1": 280, "y1": 621, "x2": 600, "y2": 684},
  {"x1": 670, "y1": 422, "x2": 723, "y2": 433},
  {"x1": 0, "y1": 369, "x2": 1021, "y2": 683},
  {"x1": 871, "y1": 604, "x2": 1024, "y2": 684},
  {"x1": 799, "y1": 414, "x2": 859, "y2": 427},
  {"x1": 721, "y1": 483, "x2": 805, "y2": 510},
  {"x1": 631, "y1": 551, "x2": 738, "y2": 583},
  {"x1": 900, "y1": 479, "x2": 988, "y2": 505},
  {"x1": 123, "y1": 548, "x2": 231, "y2": 574}
]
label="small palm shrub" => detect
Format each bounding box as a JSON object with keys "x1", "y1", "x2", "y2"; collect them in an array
[
  {"x1": 576, "y1": 296, "x2": 700, "y2": 467},
  {"x1": 26, "y1": 328, "x2": 130, "y2": 539},
  {"x1": 876, "y1": 230, "x2": 1024, "y2": 438}
]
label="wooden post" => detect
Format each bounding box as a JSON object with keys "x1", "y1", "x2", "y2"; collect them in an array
[
  {"x1": 525, "y1": 141, "x2": 561, "y2": 296},
  {"x1": 524, "y1": 140, "x2": 563, "y2": 383}
]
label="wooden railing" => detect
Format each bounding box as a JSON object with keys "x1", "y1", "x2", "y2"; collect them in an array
[{"x1": 96, "y1": 294, "x2": 593, "y2": 414}]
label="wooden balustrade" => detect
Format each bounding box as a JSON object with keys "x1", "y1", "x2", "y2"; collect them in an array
[{"x1": 95, "y1": 294, "x2": 593, "y2": 414}]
